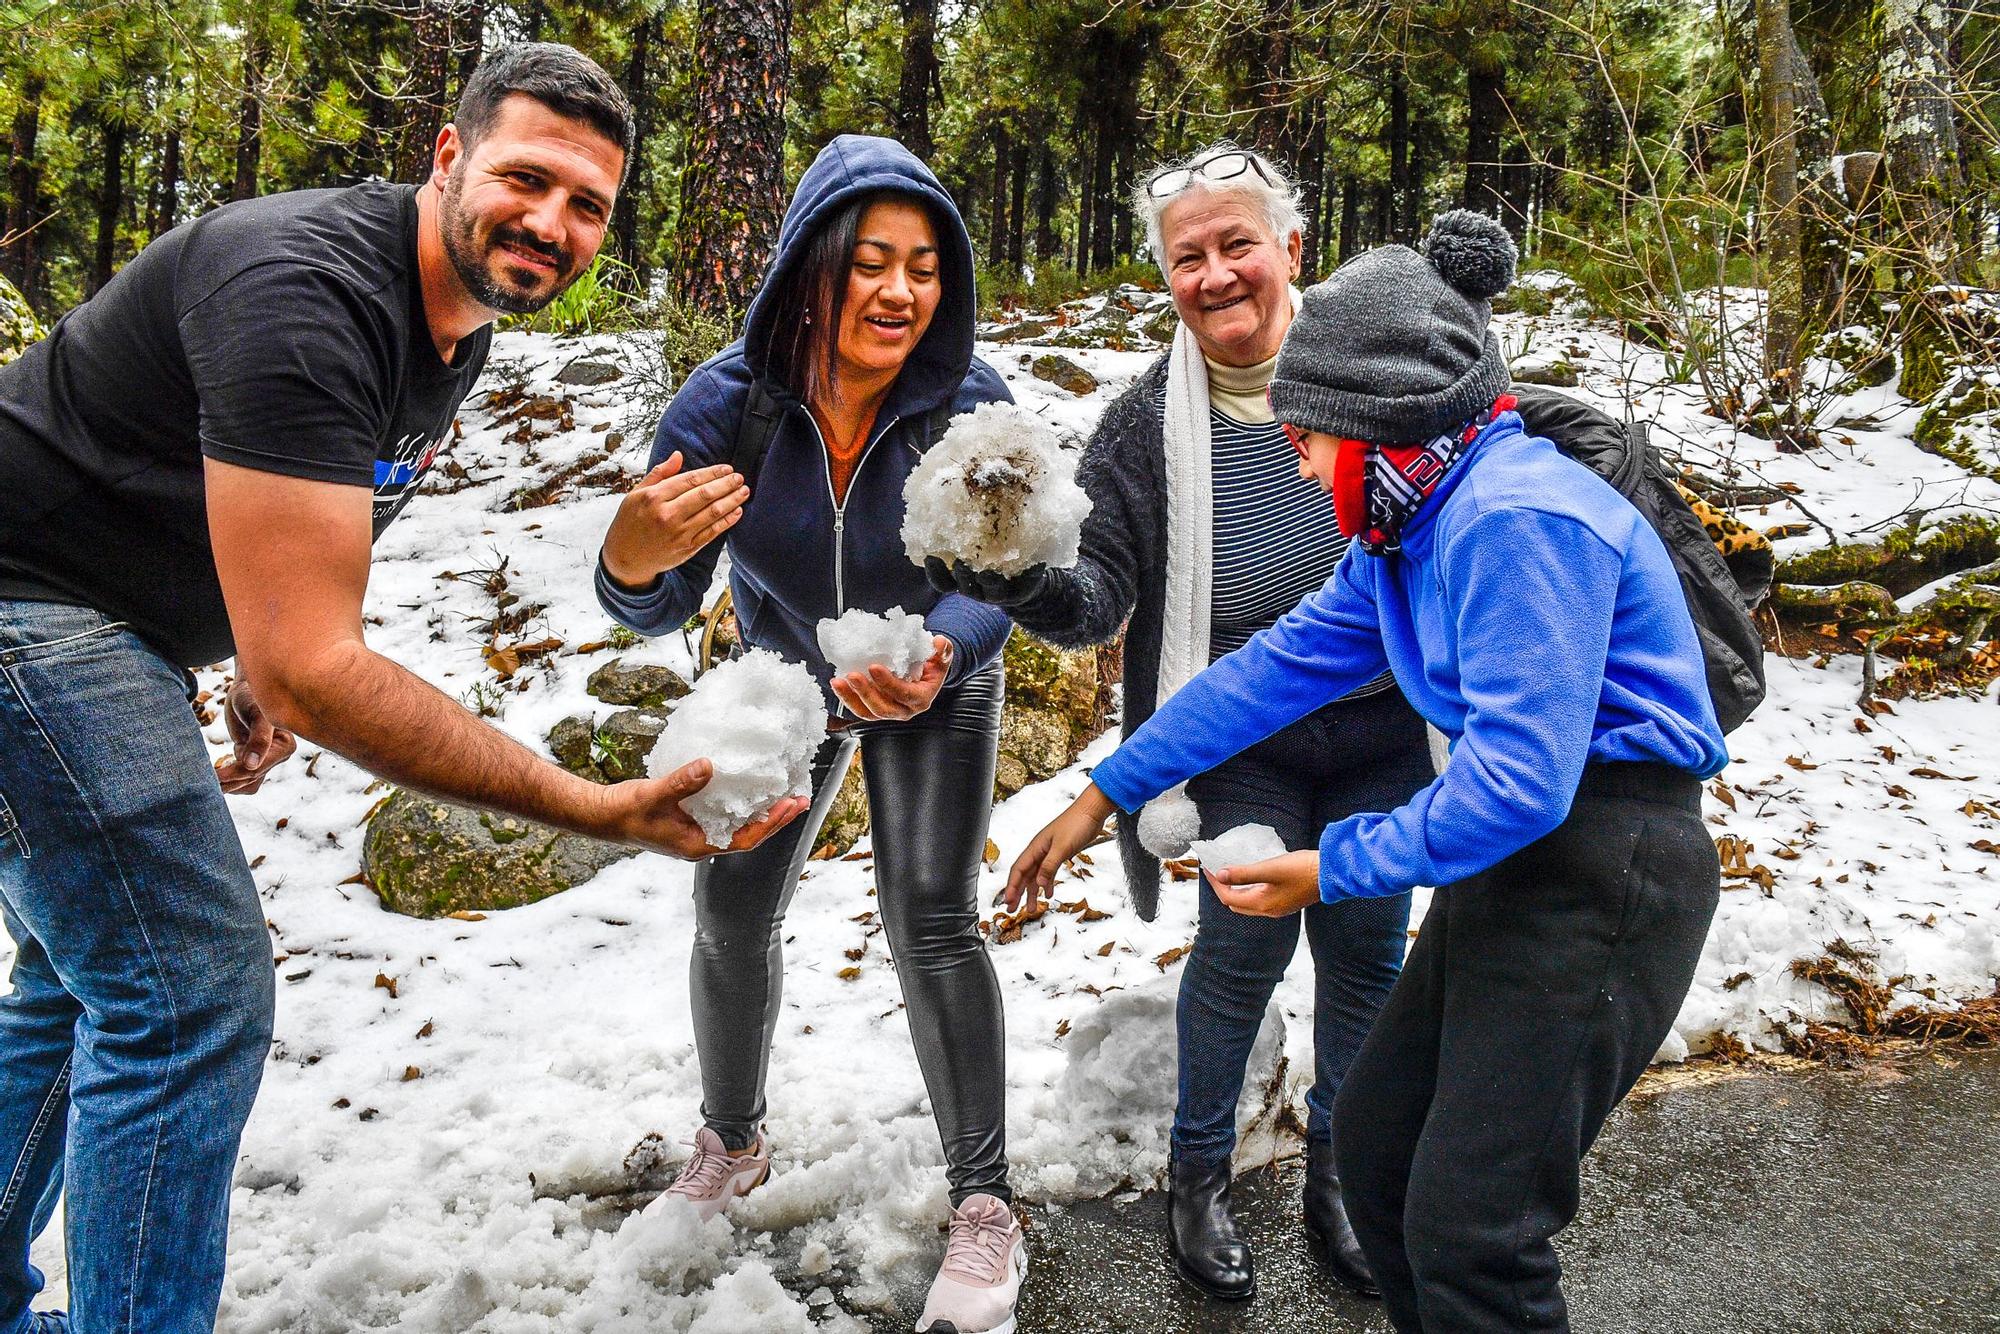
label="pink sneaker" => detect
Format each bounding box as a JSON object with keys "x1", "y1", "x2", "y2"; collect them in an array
[
  {"x1": 644, "y1": 1127, "x2": 770, "y2": 1222},
  {"x1": 916, "y1": 1193, "x2": 1028, "y2": 1334}
]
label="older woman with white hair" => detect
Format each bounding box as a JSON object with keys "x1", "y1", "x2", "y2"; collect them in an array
[{"x1": 931, "y1": 144, "x2": 1433, "y2": 1301}]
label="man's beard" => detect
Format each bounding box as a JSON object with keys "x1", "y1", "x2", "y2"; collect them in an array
[{"x1": 439, "y1": 170, "x2": 577, "y2": 316}]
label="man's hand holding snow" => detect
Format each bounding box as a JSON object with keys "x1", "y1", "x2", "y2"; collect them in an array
[
  {"x1": 599, "y1": 451, "x2": 750, "y2": 589},
  {"x1": 922, "y1": 556, "x2": 1051, "y2": 609},
  {"x1": 1207, "y1": 850, "x2": 1321, "y2": 917},
  {"x1": 215, "y1": 675, "x2": 298, "y2": 795},
  {"x1": 830, "y1": 634, "x2": 954, "y2": 722},
  {"x1": 596, "y1": 758, "x2": 811, "y2": 858}
]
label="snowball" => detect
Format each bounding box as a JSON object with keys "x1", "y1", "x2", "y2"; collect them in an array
[
  {"x1": 814, "y1": 606, "x2": 934, "y2": 680},
  {"x1": 1188, "y1": 823, "x2": 1289, "y2": 875},
  {"x1": 1135, "y1": 783, "x2": 1201, "y2": 860},
  {"x1": 901, "y1": 400, "x2": 1091, "y2": 577},
  {"x1": 648, "y1": 649, "x2": 827, "y2": 846}
]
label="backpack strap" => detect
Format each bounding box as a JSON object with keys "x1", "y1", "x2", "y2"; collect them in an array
[{"x1": 733, "y1": 378, "x2": 786, "y2": 493}]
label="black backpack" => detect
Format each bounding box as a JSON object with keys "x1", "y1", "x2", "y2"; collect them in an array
[{"x1": 1511, "y1": 383, "x2": 1770, "y2": 734}]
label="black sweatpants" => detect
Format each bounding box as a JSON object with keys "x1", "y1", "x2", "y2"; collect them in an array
[
  {"x1": 688, "y1": 665, "x2": 1009, "y2": 1205},
  {"x1": 1332, "y1": 762, "x2": 1720, "y2": 1333}
]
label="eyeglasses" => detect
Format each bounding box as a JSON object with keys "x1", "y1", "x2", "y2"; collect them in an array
[
  {"x1": 1265, "y1": 387, "x2": 1311, "y2": 459},
  {"x1": 1145, "y1": 151, "x2": 1274, "y2": 200}
]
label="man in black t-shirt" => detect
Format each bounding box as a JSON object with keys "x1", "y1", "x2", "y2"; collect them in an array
[{"x1": 0, "y1": 45, "x2": 800, "y2": 1334}]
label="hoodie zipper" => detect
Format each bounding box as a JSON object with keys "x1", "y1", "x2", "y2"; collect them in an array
[{"x1": 804, "y1": 409, "x2": 902, "y2": 616}]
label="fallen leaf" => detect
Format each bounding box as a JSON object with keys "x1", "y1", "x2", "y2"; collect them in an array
[
  {"x1": 1710, "y1": 782, "x2": 1737, "y2": 811},
  {"x1": 1165, "y1": 858, "x2": 1201, "y2": 882},
  {"x1": 1973, "y1": 840, "x2": 2000, "y2": 855},
  {"x1": 416, "y1": 1021, "x2": 435, "y2": 1039},
  {"x1": 808, "y1": 842, "x2": 840, "y2": 860},
  {"x1": 1852, "y1": 717, "x2": 1873, "y2": 734},
  {"x1": 574, "y1": 639, "x2": 611, "y2": 655},
  {"x1": 841, "y1": 850, "x2": 874, "y2": 862},
  {"x1": 844, "y1": 947, "x2": 865, "y2": 961},
  {"x1": 446, "y1": 910, "x2": 486, "y2": 922},
  {"x1": 374, "y1": 973, "x2": 399, "y2": 1000},
  {"x1": 1054, "y1": 1018, "x2": 1071, "y2": 1038},
  {"x1": 1910, "y1": 767, "x2": 1975, "y2": 781},
  {"x1": 1153, "y1": 944, "x2": 1192, "y2": 971},
  {"x1": 401, "y1": 1066, "x2": 422, "y2": 1082},
  {"x1": 983, "y1": 838, "x2": 1001, "y2": 867},
  {"x1": 1096, "y1": 940, "x2": 1115, "y2": 957},
  {"x1": 838, "y1": 966, "x2": 862, "y2": 981},
  {"x1": 1784, "y1": 755, "x2": 1818, "y2": 771},
  {"x1": 357, "y1": 794, "x2": 393, "y2": 826},
  {"x1": 1886, "y1": 784, "x2": 1913, "y2": 800}
]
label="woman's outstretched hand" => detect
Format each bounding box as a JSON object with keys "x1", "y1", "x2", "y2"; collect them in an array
[
  {"x1": 830, "y1": 635, "x2": 953, "y2": 722},
  {"x1": 600, "y1": 451, "x2": 749, "y2": 588},
  {"x1": 1208, "y1": 850, "x2": 1322, "y2": 917},
  {"x1": 1006, "y1": 783, "x2": 1118, "y2": 913}
]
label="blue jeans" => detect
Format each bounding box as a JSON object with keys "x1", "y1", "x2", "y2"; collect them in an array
[
  {"x1": 1174, "y1": 685, "x2": 1434, "y2": 1166},
  {"x1": 0, "y1": 600, "x2": 274, "y2": 1334}
]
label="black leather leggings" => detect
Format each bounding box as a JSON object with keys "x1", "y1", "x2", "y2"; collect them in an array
[{"x1": 688, "y1": 664, "x2": 1009, "y2": 1205}]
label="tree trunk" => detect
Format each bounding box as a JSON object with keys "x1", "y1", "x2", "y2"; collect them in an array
[
  {"x1": 1389, "y1": 60, "x2": 1411, "y2": 243},
  {"x1": 1089, "y1": 119, "x2": 1116, "y2": 271},
  {"x1": 675, "y1": 0, "x2": 792, "y2": 321},
  {"x1": 1113, "y1": 132, "x2": 1135, "y2": 261},
  {"x1": 1463, "y1": 57, "x2": 1506, "y2": 217},
  {"x1": 1249, "y1": 0, "x2": 1294, "y2": 158},
  {"x1": 234, "y1": 32, "x2": 266, "y2": 201},
  {"x1": 3, "y1": 74, "x2": 44, "y2": 298},
  {"x1": 91, "y1": 117, "x2": 127, "y2": 295},
  {"x1": 1035, "y1": 146, "x2": 1058, "y2": 262},
  {"x1": 455, "y1": 0, "x2": 488, "y2": 90},
  {"x1": 1007, "y1": 141, "x2": 1028, "y2": 269},
  {"x1": 402, "y1": 1, "x2": 456, "y2": 184},
  {"x1": 1075, "y1": 122, "x2": 1095, "y2": 273},
  {"x1": 1338, "y1": 175, "x2": 1359, "y2": 263},
  {"x1": 1299, "y1": 104, "x2": 1326, "y2": 277},
  {"x1": 613, "y1": 11, "x2": 660, "y2": 286},
  {"x1": 1882, "y1": 0, "x2": 1967, "y2": 283},
  {"x1": 151, "y1": 126, "x2": 182, "y2": 237},
  {"x1": 1758, "y1": 0, "x2": 1803, "y2": 388},
  {"x1": 896, "y1": 0, "x2": 940, "y2": 162},
  {"x1": 988, "y1": 124, "x2": 1009, "y2": 268}
]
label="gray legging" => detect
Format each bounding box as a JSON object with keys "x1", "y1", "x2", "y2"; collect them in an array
[{"x1": 688, "y1": 664, "x2": 1009, "y2": 1204}]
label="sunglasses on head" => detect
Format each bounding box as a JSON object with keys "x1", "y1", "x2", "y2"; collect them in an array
[{"x1": 1145, "y1": 151, "x2": 1274, "y2": 200}]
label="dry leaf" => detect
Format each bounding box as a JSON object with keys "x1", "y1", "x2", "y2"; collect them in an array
[
  {"x1": 447, "y1": 910, "x2": 486, "y2": 922},
  {"x1": 374, "y1": 973, "x2": 398, "y2": 1000},
  {"x1": 808, "y1": 842, "x2": 840, "y2": 860},
  {"x1": 838, "y1": 966, "x2": 862, "y2": 981},
  {"x1": 1910, "y1": 767, "x2": 1974, "y2": 781},
  {"x1": 1165, "y1": 858, "x2": 1201, "y2": 882},
  {"x1": 841, "y1": 849, "x2": 874, "y2": 862},
  {"x1": 1153, "y1": 944, "x2": 1192, "y2": 971},
  {"x1": 983, "y1": 838, "x2": 1001, "y2": 867},
  {"x1": 1973, "y1": 840, "x2": 2000, "y2": 855},
  {"x1": 574, "y1": 639, "x2": 611, "y2": 655},
  {"x1": 1096, "y1": 940, "x2": 1115, "y2": 957},
  {"x1": 1710, "y1": 782, "x2": 1737, "y2": 811},
  {"x1": 844, "y1": 947, "x2": 865, "y2": 961},
  {"x1": 416, "y1": 1021, "x2": 435, "y2": 1039},
  {"x1": 401, "y1": 1066, "x2": 422, "y2": 1082},
  {"x1": 1886, "y1": 784, "x2": 1914, "y2": 800},
  {"x1": 1852, "y1": 717, "x2": 1873, "y2": 734},
  {"x1": 1784, "y1": 756, "x2": 1818, "y2": 771}
]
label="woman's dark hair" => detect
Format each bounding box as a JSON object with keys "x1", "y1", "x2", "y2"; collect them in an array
[{"x1": 762, "y1": 191, "x2": 943, "y2": 407}]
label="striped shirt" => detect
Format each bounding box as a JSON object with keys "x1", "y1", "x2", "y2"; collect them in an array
[{"x1": 1157, "y1": 382, "x2": 1396, "y2": 695}]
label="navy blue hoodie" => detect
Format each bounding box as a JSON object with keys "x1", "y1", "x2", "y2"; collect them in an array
[{"x1": 596, "y1": 135, "x2": 1013, "y2": 703}]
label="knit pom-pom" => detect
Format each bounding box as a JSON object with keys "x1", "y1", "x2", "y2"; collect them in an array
[
  {"x1": 1137, "y1": 783, "x2": 1202, "y2": 860},
  {"x1": 1420, "y1": 209, "x2": 1516, "y2": 300}
]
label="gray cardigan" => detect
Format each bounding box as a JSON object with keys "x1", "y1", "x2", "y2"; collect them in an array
[{"x1": 1007, "y1": 355, "x2": 1177, "y2": 918}]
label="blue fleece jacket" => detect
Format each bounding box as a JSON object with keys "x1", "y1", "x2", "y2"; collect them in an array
[
  {"x1": 596, "y1": 135, "x2": 1013, "y2": 705},
  {"x1": 1089, "y1": 413, "x2": 1729, "y2": 902}
]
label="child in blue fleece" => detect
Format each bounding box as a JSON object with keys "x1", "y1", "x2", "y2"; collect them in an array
[{"x1": 1011, "y1": 211, "x2": 1726, "y2": 1333}]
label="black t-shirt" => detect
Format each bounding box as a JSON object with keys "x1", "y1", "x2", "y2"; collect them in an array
[{"x1": 0, "y1": 182, "x2": 489, "y2": 667}]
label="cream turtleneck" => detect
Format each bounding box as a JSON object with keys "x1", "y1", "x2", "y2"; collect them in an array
[{"x1": 1202, "y1": 350, "x2": 1278, "y2": 425}]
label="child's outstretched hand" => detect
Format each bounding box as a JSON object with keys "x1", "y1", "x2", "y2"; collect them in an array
[
  {"x1": 1006, "y1": 783, "x2": 1117, "y2": 913},
  {"x1": 1208, "y1": 850, "x2": 1322, "y2": 917}
]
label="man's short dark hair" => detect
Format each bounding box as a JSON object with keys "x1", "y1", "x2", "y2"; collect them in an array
[{"x1": 456, "y1": 43, "x2": 635, "y2": 168}]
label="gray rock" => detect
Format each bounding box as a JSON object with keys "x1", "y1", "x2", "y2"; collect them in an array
[
  {"x1": 1514, "y1": 360, "x2": 1580, "y2": 388},
  {"x1": 1032, "y1": 353, "x2": 1099, "y2": 396},
  {"x1": 546, "y1": 715, "x2": 601, "y2": 781},
  {"x1": 595, "y1": 708, "x2": 670, "y2": 783},
  {"x1": 555, "y1": 358, "x2": 623, "y2": 386},
  {"x1": 586, "y1": 658, "x2": 690, "y2": 707},
  {"x1": 362, "y1": 790, "x2": 638, "y2": 918}
]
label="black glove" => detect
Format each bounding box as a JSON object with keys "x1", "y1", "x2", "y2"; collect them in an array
[{"x1": 923, "y1": 556, "x2": 1051, "y2": 608}]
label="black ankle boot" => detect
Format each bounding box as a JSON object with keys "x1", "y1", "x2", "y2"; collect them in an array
[
  {"x1": 1167, "y1": 1154, "x2": 1255, "y2": 1301},
  {"x1": 1304, "y1": 1140, "x2": 1379, "y2": 1298}
]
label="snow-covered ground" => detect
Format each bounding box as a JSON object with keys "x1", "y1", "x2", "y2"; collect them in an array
[{"x1": 11, "y1": 305, "x2": 2000, "y2": 1330}]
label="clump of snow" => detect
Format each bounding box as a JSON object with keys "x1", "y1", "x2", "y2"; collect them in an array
[
  {"x1": 1136, "y1": 783, "x2": 1201, "y2": 860},
  {"x1": 901, "y1": 401, "x2": 1091, "y2": 576},
  {"x1": 648, "y1": 649, "x2": 827, "y2": 845},
  {"x1": 815, "y1": 606, "x2": 934, "y2": 680},
  {"x1": 1188, "y1": 823, "x2": 1288, "y2": 875}
]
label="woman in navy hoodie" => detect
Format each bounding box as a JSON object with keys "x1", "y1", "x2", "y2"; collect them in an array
[
  {"x1": 596, "y1": 136, "x2": 1025, "y2": 1334},
  {"x1": 1012, "y1": 212, "x2": 1727, "y2": 1332}
]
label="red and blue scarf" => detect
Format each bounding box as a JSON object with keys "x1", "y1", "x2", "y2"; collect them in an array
[{"x1": 1334, "y1": 395, "x2": 1516, "y2": 556}]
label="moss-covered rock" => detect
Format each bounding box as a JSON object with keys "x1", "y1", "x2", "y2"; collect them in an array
[
  {"x1": 362, "y1": 791, "x2": 638, "y2": 918},
  {"x1": 812, "y1": 753, "x2": 870, "y2": 857},
  {"x1": 1032, "y1": 353, "x2": 1099, "y2": 396},
  {"x1": 594, "y1": 708, "x2": 670, "y2": 783},
  {"x1": 993, "y1": 628, "x2": 1117, "y2": 800},
  {"x1": 0, "y1": 275, "x2": 40, "y2": 367},
  {"x1": 586, "y1": 658, "x2": 689, "y2": 707},
  {"x1": 546, "y1": 715, "x2": 601, "y2": 781}
]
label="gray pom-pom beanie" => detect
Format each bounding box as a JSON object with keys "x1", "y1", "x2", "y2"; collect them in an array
[{"x1": 1269, "y1": 209, "x2": 1518, "y2": 443}]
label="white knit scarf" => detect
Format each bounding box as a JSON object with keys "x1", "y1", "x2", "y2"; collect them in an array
[{"x1": 1136, "y1": 287, "x2": 1301, "y2": 860}]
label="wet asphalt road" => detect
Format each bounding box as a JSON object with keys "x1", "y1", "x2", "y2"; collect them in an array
[{"x1": 998, "y1": 1048, "x2": 2000, "y2": 1334}]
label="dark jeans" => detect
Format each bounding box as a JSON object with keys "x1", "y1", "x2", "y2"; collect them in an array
[
  {"x1": 1334, "y1": 762, "x2": 1721, "y2": 1333},
  {"x1": 689, "y1": 665, "x2": 1010, "y2": 1205},
  {"x1": 1175, "y1": 685, "x2": 1434, "y2": 1165},
  {"x1": 0, "y1": 600, "x2": 274, "y2": 1334}
]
